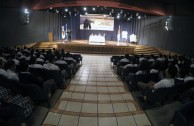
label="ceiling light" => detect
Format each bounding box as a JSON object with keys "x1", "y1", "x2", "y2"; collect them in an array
[
  {"x1": 138, "y1": 16, "x2": 141, "y2": 19},
  {"x1": 93, "y1": 8, "x2": 96, "y2": 11},
  {"x1": 83, "y1": 7, "x2": 87, "y2": 11},
  {"x1": 65, "y1": 9, "x2": 68, "y2": 12}
]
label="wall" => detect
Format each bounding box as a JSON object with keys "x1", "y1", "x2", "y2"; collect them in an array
[
  {"x1": 0, "y1": 8, "x2": 62, "y2": 47},
  {"x1": 138, "y1": 16, "x2": 194, "y2": 55}
]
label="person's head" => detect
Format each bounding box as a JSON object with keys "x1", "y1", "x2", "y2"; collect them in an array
[
  {"x1": 56, "y1": 55, "x2": 62, "y2": 60},
  {"x1": 19, "y1": 59, "x2": 28, "y2": 72},
  {"x1": 29, "y1": 56, "x2": 36, "y2": 64},
  {"x1": 66, "y1": 52, "x2": 70, "y2": 57},
  {"x1": 48, "y1": 54, "x2": 55, "y2": 63},
  {"x1": 165, "y1": 65, "x2": 178, "y2": 78},
  {"x1": 5, "y1": 60, "x2": 16, "y2": 71},
  {"x1": 124, "y1": 54, "x2": 129, "y2": 59},
  {"x1": 0, "y1": 59, "x2": 4, "y2": 69}
]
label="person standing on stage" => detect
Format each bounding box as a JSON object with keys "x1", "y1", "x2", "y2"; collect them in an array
[{"x1": 67, "y1": 29, "x2": 72, "y2": 41}]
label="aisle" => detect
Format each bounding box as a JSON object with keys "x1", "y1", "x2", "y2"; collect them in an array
[{"x1": 42, "y1": 54, "x2": 151, "y2": 126}]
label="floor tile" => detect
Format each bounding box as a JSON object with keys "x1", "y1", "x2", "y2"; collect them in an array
[
  {"x1": 118, "y1": 87, "x2": 126, "y2": 92},
  {"x1": 85, "y1": 86, "x2": 97, "y2": 92},
  {"x1": 113, "y1": 103, "x2": 129, "y2": 113},
  {"x1": 87, "y1": 81, "x2": 96, "y2": 85},
  {"x1": 75, "y1": 86, "x2": 86, "y2": 92},
  {"x1": 127, "y1": 103, "x2": 137, "y2": 111},
  {"x1": 98, "y1": 94, "x2": 111, "y2": 101},
  {"x1": 84, "y1": 94, "x2": 97, "y2": 101},
  {"x1": 122, "y1": 94, "x2": 134, "y2": 100},
  {"x1": 110, "y1": 95, "x2": 123, "y2": 101},
  {"x1": 69, "y1": 85, "x2": 76, "y2": 91},
  {"x1": 98, "y1": 104, "x2": 113, "y2": 113},
  {"x1": 66, "y1": 102, "x2": 82, "y2": 112},
  {"x1": 117, "y1": 116, "x2": 136, "y2": 126},
  {"x1": 58, "y1": 101, "x2": 68, "y2": 110},
  {"x1": 97, "y1": 87, "x2": 109, "y2": 93},
  {"x1": 78, "y1": 117, "x2": 98, "y2": 126},
  {"x1": 77, "y1": 81, "x2": 88, "y2": 85},
  {"x1": 81, "y1": 103, "x2": 97, "y2": 113},
  {"x1": 134, "y1": 114, "x2": 151, "y2": 126},
  {"x1": 60, "y1": 92, "x2": 72, "y2": 99},
  {"x1": 99, "y1": 117, "x2": 118, "y2": 126},
  {"x1": 108, "y1": 87, "x2": 120, "y2": 93},
  {"x1": 71, "y1": 93, "x2": 85, "y2": 100},
  {"x1": 58, "y1": 115, "x2": 79, "y2": 126},
  {"x1": 43, "y1": 112, "x2": 61, "y2": 125}
]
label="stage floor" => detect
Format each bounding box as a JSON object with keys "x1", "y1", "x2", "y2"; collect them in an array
[{"x1": 55, "y1": 40, "x2": 136, "y2": 47}]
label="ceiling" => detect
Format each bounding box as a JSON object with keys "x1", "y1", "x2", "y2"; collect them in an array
[{"x1": 0, "y1": 0, "x2": 194, "y2": 16}]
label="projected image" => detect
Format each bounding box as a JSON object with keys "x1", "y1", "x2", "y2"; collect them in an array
[{"x1": 80, "y1": 14, "x2": 114, "y2": 31}]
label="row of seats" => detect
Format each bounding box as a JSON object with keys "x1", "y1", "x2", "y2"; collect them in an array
[
  {"x1": 111, "y1": 54, "x2": 194, "y2": 126},
  {"x1": 0, "y1": 47, "x2": 82, "y2": 126}
]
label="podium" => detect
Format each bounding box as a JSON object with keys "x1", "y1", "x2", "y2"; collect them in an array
[{"x1": 48, "y1": 32, "x2": 54, "y2": 42}]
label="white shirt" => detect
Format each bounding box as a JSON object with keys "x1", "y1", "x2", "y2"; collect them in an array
[
  {"x1": 55, "y1": 60, "x2": 67, "y2": 64},
  {"x1": 7, "y1": 69, "x2": 19, "y2": 81},
  {"x1": 148, "y1": 58, "x2": 155, "y2": 62},
  {"x1": 150, "y1": 69, "x2": 159, "y2": 74},
  {"x1": 190, "y1": 64, "x2": 194, "y2": 68},
  {"x1": 0, "y1": 69, "x2": 7, "y2": 77},
  {"x1": 29, "y1": 64, "x2": 43, "y2": 69},
  {"x1": 124, "y1": 64, "x2": 138, "y2": 69},
  {"x1": 139, "y1": 57, "x2": 147, "y2": 62},
  {"x1": 64, "y1": 57, "x2": 76, "y2": 63},
  {"x1": 184, "y1": 76, "x2": 194, "y2": 83},
  {"x1": 12, "y1": 59, "x2": 20, "y2": 66},
  {"x1": 0, "y1": 57, "x2": 7, "y2": 63},
  {"x1": 157, "y1": 57, "x2": 164, "y2": 61},
  {"x1": 154, "y1": 78, "x2": 174, "y2": 89},
  {"x1": 120, "y1": 58, "x2": 129, "y2": 63},
  {"x1": 43, "y1": 63, "x2": 60, "y2": 71},
  {"x1": 36, "y1": 58, "x2": 44, "y2": 62}
]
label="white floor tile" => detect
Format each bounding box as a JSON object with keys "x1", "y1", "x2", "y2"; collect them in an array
[
  {"x1": 43, "y1": 112, "x2": 61, "y2": 125},
  {"x1": 58, "y1": 115, "x2": 79, "y2": 126},
  {"x1": 58, "y1": 101, "x2": 68, "y2": 110},
  {"x1": 134, "y1": 114, "x2": 151, "y2": 126},
  {"x1": 81, "y1": 103, "x2": 97, "y2": 113},
  {"x1": 117, "y1": 116, "x2": 136, "y2": 126},
  {"x1": 99, "y1": 117, "x2": 118, "y2": 126},
  {"x1": 78, "y1": 117, "x2": 98, "y2": 126},
  {"x1": 66, "y1": 102, "x2": 82, "y2": 112},
  {"x1": 113, "y1": 103, "x2": 129, "y2": 113},
  {"x1": 98, "y1": 104, "x2": 113, "y2": 113}
]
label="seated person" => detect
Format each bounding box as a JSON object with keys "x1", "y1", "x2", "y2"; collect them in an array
[
  {"x1": 36, "y1": 52, "x2": 44, "y2": 64},
  {"x1": 55, "y1": 55, "x2": 67, "y2": 65},
  {"x1": 29, "y1": 56, "x2": 43, "y2": 69},
  {"x1": 5, "y1": 60, "x2": 19, "y2": 81},
  {"x1": 43, "y1": 55, "x2": 60, "y2": 71},
  {"x1": 0, "y1": 59, "x2": 7, "y2": 77},
  {"x1": 138, "y1": 64, "x2": 178, "y2": 90},
  {"x1": 119, "y1": 54, "x2": 129, "y2": 63},
  {"x1": 18, "y1": 59, "x2": 56, "y2": 97}
]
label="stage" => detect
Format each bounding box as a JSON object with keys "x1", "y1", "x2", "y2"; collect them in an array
[
  {"x1": 32, "y1": 40, "x2": 159, "y2": 55},
  {"x1": 56, "y1": 40, "x2": 135, "y2": 54}
]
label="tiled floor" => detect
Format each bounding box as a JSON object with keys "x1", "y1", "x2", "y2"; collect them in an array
[{"x1": 43, "y1": 54, "x2": 151, "y2": 126}]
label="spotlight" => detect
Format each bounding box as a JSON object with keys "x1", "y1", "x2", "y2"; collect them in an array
[
  {"x1": 65, "y1": 9, "x2": 68, "y2": 12},
  {"x1": 83, "y1": 7, "x2": 87, "y2": 11},
  {"x1": 93, "y1": 8, "x2": 96, "y2": 11},
  {"x1": 24, "y1": 9, "x2": 29, "y2": 14},
  {"x1": 138, "y1": 16, "x2": 141, "y2": 19},
  {"x1": 85, "y1": 12, "x2": 88, "y2": 15},
  {"x1": 117, "y1": 15, "x2": 120, "y2": 19}
]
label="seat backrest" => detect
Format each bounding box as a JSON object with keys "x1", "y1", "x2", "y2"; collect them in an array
[
  {"x1": 29, "y1": 68, "x2": 46, "y2": 79},
  {"x1": 44, "y1": 69, "x2": 64, "y2": 88}
]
